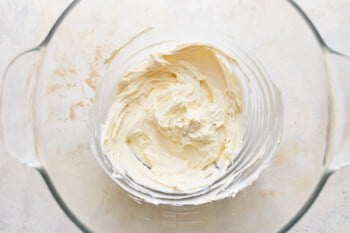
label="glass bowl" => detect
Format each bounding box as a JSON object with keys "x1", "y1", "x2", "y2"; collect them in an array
[{"x1": 1, "y1": 0, "x2": 350, "y2": 232}]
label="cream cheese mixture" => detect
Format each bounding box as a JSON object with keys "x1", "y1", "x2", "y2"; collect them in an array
[{"x1": 101, "y1": 44, "x2": 243, "y2": 193}]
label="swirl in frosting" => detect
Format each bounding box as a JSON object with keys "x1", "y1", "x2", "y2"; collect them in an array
[{"x1": 101, "y1": 44, "x2": 243, "y2": 193}]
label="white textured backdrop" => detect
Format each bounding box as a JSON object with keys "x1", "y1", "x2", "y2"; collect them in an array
[{"x1": 0, "y1": 0, "x2": 349, "y2": 232}]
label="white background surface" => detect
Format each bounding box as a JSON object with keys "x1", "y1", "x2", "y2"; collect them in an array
[{"x1": 0, "y1": 0, "x2": 350, "y2": 232}]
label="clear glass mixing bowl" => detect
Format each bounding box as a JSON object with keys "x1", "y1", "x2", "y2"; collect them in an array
[{"x1": 1, "y1": 0, "x2": 350, "y2": 232}]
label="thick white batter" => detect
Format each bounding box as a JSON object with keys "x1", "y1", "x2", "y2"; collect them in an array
[{"x1": 101, "y1": 44, "x2": 243, "y2": 193}]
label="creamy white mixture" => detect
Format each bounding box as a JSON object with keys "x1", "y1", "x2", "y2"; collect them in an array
[{"x1": 101, "y1": 44, "x2": 243, "y2": 193}]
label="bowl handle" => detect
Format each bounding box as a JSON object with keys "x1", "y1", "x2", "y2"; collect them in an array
[
  {"x1": 0, "y1": 48, "x2": 44, "y2": 168},
  {"x1": 324, "y1": 51, "x2": 350, "y2": 170}
]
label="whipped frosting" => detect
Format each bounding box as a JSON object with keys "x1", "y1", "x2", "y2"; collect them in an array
[{"x1": 101, "y1": 44, "x2": 243, "y2": 193}]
